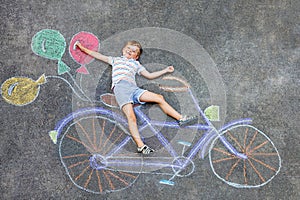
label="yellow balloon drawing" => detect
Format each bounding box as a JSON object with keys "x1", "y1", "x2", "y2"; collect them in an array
[{"x1": 1, "y1": 74, "x2": 46, "y2": 106}]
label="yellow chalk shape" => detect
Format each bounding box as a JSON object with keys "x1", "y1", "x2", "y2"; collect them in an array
[
  {"x1": 36, "y1": 74, "x2": 46, "y2": 85},
  {"x1": 49, "y1": 130, "x2": 58, "y2": 144},
  {"x1": 1, "y1": 74, "x2": 47, "y2": 106},
  {"x1": 204, "y1": 105, "x2": 220, "y2": 121}
]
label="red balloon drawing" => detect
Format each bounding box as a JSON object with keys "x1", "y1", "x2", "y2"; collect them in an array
[{"x1": 69, "y1": 31, "x2": 99, "y2": 74}]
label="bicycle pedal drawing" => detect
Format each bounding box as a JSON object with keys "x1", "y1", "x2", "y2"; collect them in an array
[{"x1": 1, "y1": 28, "x2": 281, "y2": 194}]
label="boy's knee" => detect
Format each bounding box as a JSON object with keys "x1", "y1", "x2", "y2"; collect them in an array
[
  {"x1": 126, "y1": 112, "x2": 137, "y2": 123},
  {"x1": 156, "y1": 94, "x2": 164, "y2": 101},
  {"x1": 122, "y1": 104, "x2": 137, "y2": 123},
  {"x1": 157, "y1": 94, "x2": 165, "y2": 102}
]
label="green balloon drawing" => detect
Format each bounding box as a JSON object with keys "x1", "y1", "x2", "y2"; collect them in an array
[{"x1": 31, "y1": 29, "x2": 70, "y2": 75}]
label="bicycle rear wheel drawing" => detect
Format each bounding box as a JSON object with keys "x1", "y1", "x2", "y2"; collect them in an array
[
  {"x1": 209, "y1": 125, "x2": 281, "y2": 188},
  {"x1": 59, "y1": 115, "x2": 143, "y2": 194}
]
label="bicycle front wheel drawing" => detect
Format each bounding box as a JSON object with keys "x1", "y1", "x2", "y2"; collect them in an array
[
  {"x1": 209, "y1": 125, "x2": 281, "y2": 188},
  {"x1": 59, "y1": 115, "x2": 143, "y2": 194}
]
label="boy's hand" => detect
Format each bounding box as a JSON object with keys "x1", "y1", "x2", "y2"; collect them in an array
[
  {"x1": 73, "y1": 41, "x2": 81, "y2": 50},
  {"x1": 165, "y1": 66, "x2": 174, "y2": 73},
  {"x1": 75, "y1": 41, "x2": 82, "y2": 48}
]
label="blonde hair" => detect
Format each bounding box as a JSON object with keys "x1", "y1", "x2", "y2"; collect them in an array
[{"x1": 123, "y1": 40, "x2": 143, "y2": 57}]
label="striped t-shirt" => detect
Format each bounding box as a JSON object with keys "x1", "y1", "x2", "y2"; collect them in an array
[{"x1": 108, "y1": 56, "x2": 145, "y2": 88}]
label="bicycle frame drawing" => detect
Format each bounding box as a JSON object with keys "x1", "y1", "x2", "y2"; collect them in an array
[{"x1": 51, "y1": 76, "x2": 281, "y2": 194}]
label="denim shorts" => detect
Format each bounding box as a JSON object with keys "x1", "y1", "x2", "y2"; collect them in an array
[{"x1": 113, "y1": 80, "x2": 147, "y2": 109}]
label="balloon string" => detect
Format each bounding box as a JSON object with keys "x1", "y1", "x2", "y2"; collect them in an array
[
  {"x1": 66, "y1": 72, "x2": 93, "y2": 102},
  {"x1": 46, "y1": 75, "x2": 91, "y2": 102}
]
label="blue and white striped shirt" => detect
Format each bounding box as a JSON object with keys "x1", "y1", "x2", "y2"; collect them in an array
[{"x1": 108, "y1": 56, "x2": 145, "y2": 88}]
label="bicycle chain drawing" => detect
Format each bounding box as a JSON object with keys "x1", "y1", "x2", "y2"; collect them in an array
[{"x1": 1, "y1": 28, "x2": 281, "y2": 194}]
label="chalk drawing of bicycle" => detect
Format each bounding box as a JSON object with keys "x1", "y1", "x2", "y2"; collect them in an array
[
  {"x1": 50, "y1": 75, "x2": 281, "y2": 194},
  {"x1": 1, "y1": 28, "x2": 281, "y2": 194}
]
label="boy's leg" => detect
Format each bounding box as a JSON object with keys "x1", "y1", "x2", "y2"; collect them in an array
[
  {"x1": 139, "y1": 91, "x2": 182, "y2": 120},
  {"x1": 122, "y1": 103, "x2": 144, "y2": 147}
]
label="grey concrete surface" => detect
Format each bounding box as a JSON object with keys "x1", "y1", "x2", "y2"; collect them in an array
[{"x1": 0, "y1": 0, "x2": 299, "y2": 199}]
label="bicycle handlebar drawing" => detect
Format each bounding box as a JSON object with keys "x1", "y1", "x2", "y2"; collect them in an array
[{"x1": 50, "y1": 75, "x2": 281, "y2": 194}]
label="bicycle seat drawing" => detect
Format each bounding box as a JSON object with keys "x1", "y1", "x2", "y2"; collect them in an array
[{"x1": 1, "y1": 28, "x2": 281, "y2": 195}]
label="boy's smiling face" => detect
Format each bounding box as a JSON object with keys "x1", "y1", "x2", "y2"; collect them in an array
[{"x1": 122, "y1": 45, "x2": 140, "y2": 60}]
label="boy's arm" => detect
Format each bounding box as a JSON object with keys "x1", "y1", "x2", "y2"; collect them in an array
[
  {"x1": 76, "y1": 42, "x2": 110, "y2": 64},
  {"x1": 140, "y1": 66, "x2": 174, "y2": 80}
]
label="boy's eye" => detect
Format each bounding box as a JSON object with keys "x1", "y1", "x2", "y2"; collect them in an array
[{"x1": 125, "y1": 46, "x2": 138, "y2": 54}]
